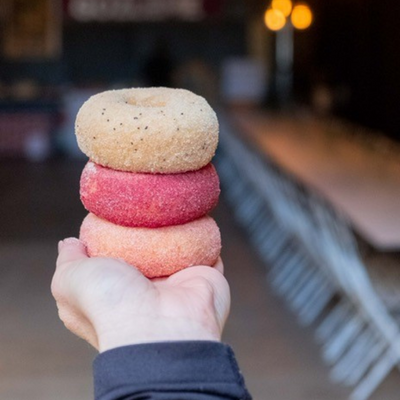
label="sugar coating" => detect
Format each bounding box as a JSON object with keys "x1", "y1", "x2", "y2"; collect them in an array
[
  {"x1": 75, "y1": 87, "x2": 219, "y2": 173},
  {"x1": 80, "y1": 161, "x2": 220, "y2": 228},
  {"x1": 80, "y1": 213, "x2": 221, "y2": 278}
]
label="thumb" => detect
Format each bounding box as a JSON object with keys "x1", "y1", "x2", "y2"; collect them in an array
[{"x1": 52, "y1": 237, "x2": 88, "y2": 301}]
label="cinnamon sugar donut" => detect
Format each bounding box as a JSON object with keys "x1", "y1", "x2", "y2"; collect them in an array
[
  {"x1": 80, "y1": 213, "x2": 221, "y2": 278},
  {"x1": 80, "y1": 161, "x2": 220, "y2": 228},
  {"x1": 75, "y1": 87, "x2": 219, "y2": 173}
]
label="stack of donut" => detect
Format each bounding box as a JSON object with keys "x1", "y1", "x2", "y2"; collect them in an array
[{"x1": 75, "y1": 87, "x2": 221, "y2": 278}]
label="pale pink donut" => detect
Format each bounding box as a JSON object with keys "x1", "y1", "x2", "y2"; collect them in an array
[
  {"x1": 80, "y1": 213, "x2": 221, "y2": 278},
  {"x1": 80, "y1": 161, "x2": 220, "y2": 228}
]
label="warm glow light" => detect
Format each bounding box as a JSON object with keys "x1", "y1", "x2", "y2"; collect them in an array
[
  {"x1": 264, "y1": 8, "x2": 286, "y2": 31},
  {"x1": 272, "y1": 0, "x2": 293, "y2": 17},
  {"x1": 291, "y1": 4, "x2": 313, "y2": 30}
]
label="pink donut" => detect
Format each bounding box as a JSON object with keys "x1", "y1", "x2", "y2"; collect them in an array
[
  {"x1": 80, "y1": 213, "x2": 221, "y2": 278},
  {"x1": 80, "y1": 161, "x2": 220, "y2": 228}
]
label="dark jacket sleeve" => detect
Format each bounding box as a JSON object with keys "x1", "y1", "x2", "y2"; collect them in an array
[{"x1": 93, "y1": 341, "x2": 252, "y2": 400}]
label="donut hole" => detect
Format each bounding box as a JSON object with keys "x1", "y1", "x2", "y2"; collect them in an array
[{"x1": 127, "y1": 96, "x2": 166, "y2": 108}]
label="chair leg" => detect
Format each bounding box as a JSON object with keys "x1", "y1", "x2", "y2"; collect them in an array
[
  {"x1": 265, "y1": 231, "x2": 291, "y2": 263},
  {"x1": 350, "y1": 348, "x2": 396, "y2": 400},
  {"x1": 330, "y1": 329, "x2": 373, "y2": 384},
  {"x1": 345, "y1": 339, "x2": 387, "y2": 387},
  {"x1": 286, "y1": 267, "x2": 316, "y2": 303},
  {"x1": 290, "y1": 272, "x2": 324, "y2": 312},
  {"x1": 267, "y1": 239, "x2": 299, "y2": 276},
  {"x1": 270, "y1": 252, "x2": 307, "y2": 291},
  {"x1": 316, "y1": 301, "x2": 352, "y2": 343},
  {"x1": 323, "y1": 314, "x2": 364, "y2": 365},
  {"x1": 298, "y1": 280, "x2": 335, "y2": 326}
]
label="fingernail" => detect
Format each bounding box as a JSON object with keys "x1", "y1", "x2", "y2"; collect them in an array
[
  {"x1": 64, "y1": 237, "x2": 81, "y2": 245},
  {"x1": 58, "y1": 237, "x2": 81, "y2": 252}
]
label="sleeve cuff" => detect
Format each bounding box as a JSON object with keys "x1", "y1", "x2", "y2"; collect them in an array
[{"x1": 93, "y1": 341, "x2": 251, "y2": 400}]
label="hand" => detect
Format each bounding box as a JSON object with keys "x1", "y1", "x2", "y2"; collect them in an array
[{"x1": 51, "y1": 238, "x2": 230, "y2": 352}]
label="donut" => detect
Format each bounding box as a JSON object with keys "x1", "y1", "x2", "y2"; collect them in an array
[
  {"x1": 75, "y1": 87, "x2": 219, "y2": 173},
  {"x1": 80, "y1": 161, "x2": 220, "y2": 228},
  {"x1": 80, "y1": 213, "x2": 221, "y2": 278}
]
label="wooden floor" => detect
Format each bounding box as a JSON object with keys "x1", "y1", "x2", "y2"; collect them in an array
[{"x1": 0, "y1": 157, "x2": 399, "y2": 399}]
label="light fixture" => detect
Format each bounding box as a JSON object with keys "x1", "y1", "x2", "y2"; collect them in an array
[
  {"x1": 264, "y1": 8, "x2": 286, "y2": 31},
  {"x1": 291, "y1": 3, "x2": 313, "y2": 30},
  {"x1": 272, "y1": 0, "x2": 293, "y2": 17}
]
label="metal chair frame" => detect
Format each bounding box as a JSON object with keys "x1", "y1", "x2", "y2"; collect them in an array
[{"x1": 216, "y1": 116, "x2": 400, "y2": 400}]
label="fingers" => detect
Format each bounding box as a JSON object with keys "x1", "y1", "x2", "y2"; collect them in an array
[
  {"x1": 57, "y1": 304, "x2": 99, "y2": 350},
  {"x1": 56, "y1": 237, "x2": 88, "y2": 270},
  {"x1": 171, "y1": 265, "x2": 231, "y2": 330},
  {"x1": 200, "y1": 266, "x2": 231, "y2": 330},
  {"x1": 169, "y1": 258, "x2": 227, "y2": 295}
]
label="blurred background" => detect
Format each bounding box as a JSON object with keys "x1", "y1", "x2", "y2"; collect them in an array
[{"x1": 1, "y1": 0, "x2": 400, "y2": 399}]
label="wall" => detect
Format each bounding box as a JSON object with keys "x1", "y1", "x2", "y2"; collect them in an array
[
  {"x1": 314, "y1": 0, "x2": 400, "y2": 139},
  {"x1": 62, "y1": 20, "x2": 247, "y2": 85}
]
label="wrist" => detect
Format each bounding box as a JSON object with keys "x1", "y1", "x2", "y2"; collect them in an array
[{"x1": 97, "y1": 316, "x2": 221, "y2": 352}]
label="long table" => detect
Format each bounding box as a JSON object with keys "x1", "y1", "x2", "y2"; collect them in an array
[{"x1": 231, "y1": 110, "x2": 400, "y2": 251}]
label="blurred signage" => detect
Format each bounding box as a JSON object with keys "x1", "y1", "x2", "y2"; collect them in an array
[{"x1": 65, "y1": 0, "x2": 216, "y2": 22}]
